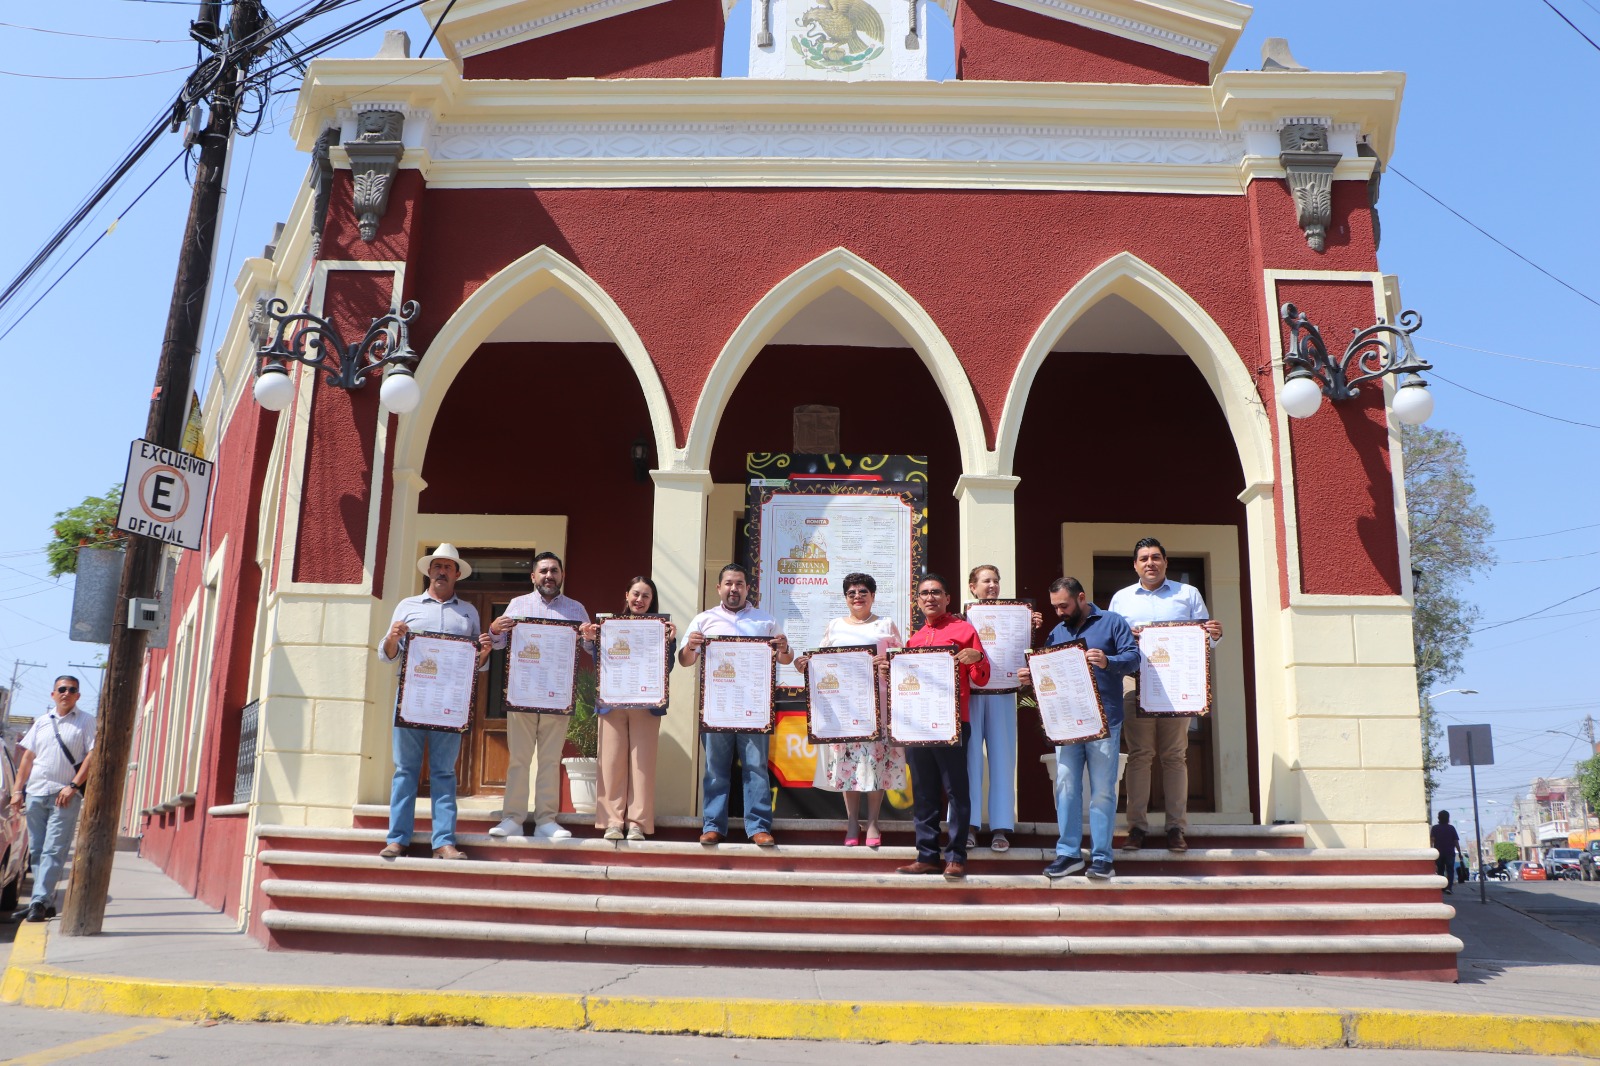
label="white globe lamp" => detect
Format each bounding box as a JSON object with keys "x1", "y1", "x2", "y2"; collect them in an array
[
  {"x1": 1280, "y1": 374, "x2": 1324, "y2": 419},
  {"x1": 379, "y1": 368, "x2": 421, "y2": 414},
  {"x1": 1392, "y1": 382, "x2": 1434, "y2": 426},
  {"x1": 253, "y1": 366, "x2": 295, "y2": 412}
]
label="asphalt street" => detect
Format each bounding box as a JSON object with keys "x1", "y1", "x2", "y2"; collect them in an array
[{"x1": 1486, "y1": 878, "x2": 1600, "y2": 951}]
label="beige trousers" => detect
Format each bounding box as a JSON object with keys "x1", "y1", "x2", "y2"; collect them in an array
[
  {"x1": 1121, "y1": 682, "x2": 1189, "y2": 832},
  {"x1": 504, "y1": 711, "x2": 569, "y2": 825},
  {"x1": 595, "y1": 706, "x2": 661, "y2": 833}
]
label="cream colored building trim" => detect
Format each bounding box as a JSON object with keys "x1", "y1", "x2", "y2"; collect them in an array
[
  {"x1": 426, "y1": 0, "x2": 675, "y2": 60},
  {"x1": 1262, "y1": 268, "x2": 1413, "y2": 609},
  {"x1": 649, "y1": 469, "x2": 716, "y2": 818},
  {"x1": 1061, "y1": 521, "x2": 1250, "y2": 822},
  {"x1": 402, "y1": 245, "x2": 675, "y2": 471},
  {"x1": 955, "y1": 475, "x2": 1020, "y2": 598},
  {"x1": 683, "y1": 247, "x2": 989, "y2": 475},
  {"x1": 996, "y1": 251, "x2": 1273, "y2": 490},
  {"x1": 291, "y1": 65, "x2": 1406, "y2": 168}
]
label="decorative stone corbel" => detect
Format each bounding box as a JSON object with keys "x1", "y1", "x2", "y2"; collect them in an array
[
  {"x1": 756, "y1": 0, "x2": 772, "y2": 48},
  {"x1": 905, "y1": 0, "x2": 920, "y2": 49},
  {"x1": 248, "y1": 295, "x2": 273, "y2": 347},
  {"x1": 1278, "y1": 122, "x2": 1341, "y2": 253},
  {"x1": 307, "y1": 127, "x2": 339, "y2": 256},
  {"x1": 343, "y1": 109, "x2": 405, "y2": 243}
]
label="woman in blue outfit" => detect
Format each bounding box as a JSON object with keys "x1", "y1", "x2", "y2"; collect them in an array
[{"x1": 960, "y1": 564, "x2": 1041, "y2": 852}]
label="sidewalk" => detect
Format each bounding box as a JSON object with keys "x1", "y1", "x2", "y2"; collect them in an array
[{"x1": 5, "y1": 854, "x2": 1600, "y2": 1057}]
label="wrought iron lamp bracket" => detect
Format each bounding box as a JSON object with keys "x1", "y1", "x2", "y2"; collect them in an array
[
  {"x1": 255, "y1": 298, "x2": 420, "y2": 389},
  {"x1": 1279, "y1": 301, "x2": 1431, "y2": 401}
]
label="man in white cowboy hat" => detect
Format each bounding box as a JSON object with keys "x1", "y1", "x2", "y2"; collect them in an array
[
  {"x1": 377, "y1": 544, "x2": 492, "y2": 860},
  {"x1": 488, "y1": 551, "x2": 598, "y2": 840}
]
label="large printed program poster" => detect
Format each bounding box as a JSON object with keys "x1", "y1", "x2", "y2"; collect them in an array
[{"x1": 749, "y1": 476, "x2": 924, "y2": 695}]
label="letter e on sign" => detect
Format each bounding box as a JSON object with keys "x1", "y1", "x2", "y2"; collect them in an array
[{"x1": 116, "y1": 438, "x2": 213, "y2": 552}]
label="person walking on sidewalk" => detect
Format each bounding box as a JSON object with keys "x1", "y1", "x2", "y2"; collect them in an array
[
  {"x1": 893, "y1": 573, "x2": 990, "y2": 882},
  {"x1": 1431, "y1": 810, "x2": 1463, "y2": 895},
  {"x1": 1019, "y1": 579, "x2": 1138, "y2": 882},
  {"x1": 10, "y1": 676, "x2": 94, "y2": 921},
  {"x1": 378, "y1": 545, "x2": 492, "y2": 861},
  {"x1": 489, "y1": 551, "x2": 598, "y2": 841},
  {"x1": 1110, "y1": 537, "x2": 1222, "y2": 854},
  {"x1": 680, "y1": 564, "x2": 793, "y2": 846}
]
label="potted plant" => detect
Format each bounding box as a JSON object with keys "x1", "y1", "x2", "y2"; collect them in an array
[{"x1": 561, "y1": 668, "x2": 600, "y2": 815}]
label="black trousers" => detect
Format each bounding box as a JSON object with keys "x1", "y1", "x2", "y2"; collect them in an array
[{"x1": 909, "y1": 722, "x2": 971, "y2": 864}]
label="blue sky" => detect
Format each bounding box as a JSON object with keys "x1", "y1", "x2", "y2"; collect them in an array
[{"x1": 1, "y1": 2, "x2": 1596, "y2": 835}]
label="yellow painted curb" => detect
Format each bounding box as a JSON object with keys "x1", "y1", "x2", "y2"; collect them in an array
[{"x1": 4, "y1": 924, "x2": 1599, "y2": 1057}]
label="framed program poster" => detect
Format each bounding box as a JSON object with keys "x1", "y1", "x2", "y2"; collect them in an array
[
  {"x1": 887, "y1": 646, "x2": 959, "y2": 746},
  {"x1": 805, "y1": 644, "x2": 880, "y2": 743},
  {"x1": 965, "y1": 599, "x2": 1033, "y2": 694},
  {"x1": 596, "y1": 614, "x2": 671, "y2": 710},
  {"x1": 1025, "y1": 640, "x2": 1108, "y2": 745},
  {"x1": 503, "y1": 617, "x2": 582, "y2": 714},
  {"x1": 1137, "y1": 621, "x2": 1213, "y2": 717},
  {"x1": 699, "y1": 636, "x2": 776, "y2": 734},
  {"x1": 395, "y1": 632, "x2": 478, "y2": 734}
]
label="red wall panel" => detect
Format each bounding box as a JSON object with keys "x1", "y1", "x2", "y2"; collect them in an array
[
  {"x1": 954, "y1": 0, "x2": 1209, "y2": 84},
  {"x1": 462, "y1": 0, "x2": 723, "y2": 80}
]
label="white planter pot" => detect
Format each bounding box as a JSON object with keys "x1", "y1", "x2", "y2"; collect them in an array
[{"x1": 562, "y1": 757, "x2": 599, "y2": 815}]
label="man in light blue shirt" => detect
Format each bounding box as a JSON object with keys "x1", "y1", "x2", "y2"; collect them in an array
[{"x1": 1108, "y1": 537, "x2": 1222, "y2": 853}]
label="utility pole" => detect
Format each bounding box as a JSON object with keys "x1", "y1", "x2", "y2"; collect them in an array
[
  {"x1": 61, "y1": 0, "x2": 265, "y2": 937},
  {"x1": 6, "y1": 660, "x2": 47, "y2": 717}
]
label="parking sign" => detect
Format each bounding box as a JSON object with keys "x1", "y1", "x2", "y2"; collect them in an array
[{"x1": 115, "y1": 438, "x2": 213, "y2": 551}]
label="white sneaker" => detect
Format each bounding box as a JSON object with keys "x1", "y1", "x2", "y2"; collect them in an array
[
  {"x1": 533, "y1": 821, "x2": 573, "y2": 841},
  {"x1": 626, "y1": 825, "x2": 646, "y2": 841},
  {"x1": 488, "y1": 817, "x2": 524, "y2": 838}
]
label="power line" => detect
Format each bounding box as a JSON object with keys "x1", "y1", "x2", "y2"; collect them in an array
[
  {"x1": 1417, "y1": 336, "x2": 1600, "y2": 373},
  {"x1": 1475, "y1": 585, "x2": 1600, "y2": 634},
  {"x1": 0, "y1": 21, "x2": 190, "y2": 43},
  {"x1": 1540, "y1": 0, "x2": 1600, "y2": 52},
  {"x1": 1492, "y1": 521, "x2": 1600, "y2": 544},
  {"x1": 0, "y1": 64, "x2": 194, "y2": 80},
  {"x1": 1430, "y1": 372, "x2": 1600, "y2": 431},
  {"x1": 1390, "y1": 167, "x2": 1600, "y2": 310}
]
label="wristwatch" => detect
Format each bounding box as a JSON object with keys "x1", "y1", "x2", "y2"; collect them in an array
[{"x1": 71, "y1": 782, "x2": 85, "y2": 795}]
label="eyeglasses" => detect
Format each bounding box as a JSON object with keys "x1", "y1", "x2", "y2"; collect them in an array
[
  {"x1": 56, "y1": 686, "x2": 78, "y2": 694},
  {"x1": 844, "y1": 589, "x2": 872, "y2": 598},
  {"x1": 917, "y1": 590, "x2": 947, "y2": 598}
]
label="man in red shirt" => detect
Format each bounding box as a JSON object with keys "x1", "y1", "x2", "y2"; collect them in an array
[{"x1": 895, "y1": 573, "x2": 990, "y2": 880}]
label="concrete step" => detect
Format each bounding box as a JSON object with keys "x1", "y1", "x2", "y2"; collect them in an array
[
  {"x1": 258, "y1": 848, "x2": 1448, "y2": 905},
  {"x1": 347, "y1": 806, "x2": 1309, "y2": 849},
  {"x1": 258, "y1": 908, "x2": 1463, "y2": 980},
  {"x1": 261, "y1": 876, "x2": 1454, "y2": 937},
  {"x1": 256, "y1": 825, "x2": 1431, "y2": 875}
]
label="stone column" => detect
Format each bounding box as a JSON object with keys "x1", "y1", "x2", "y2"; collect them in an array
[
  {"x1": 955, "y1": 473, "x2": 1020, "y2": 590},
  {"x1": 650, "y1": 469, "x2": 713, "y2": 818}
]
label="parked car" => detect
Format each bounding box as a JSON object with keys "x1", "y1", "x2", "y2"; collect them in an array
[
  {"x1": 1582, "y1": 842, "x2": 1600, "y2": 881},
  {"x1": 1519, "y1": 862, "x2": 1549, "y2": 881},
  {"x1": 1546, "y1": 847, "x2": 1585, "y2": 881},
  {"x1": 0, "y1": 737, "x2": 29, "y2": 913}
]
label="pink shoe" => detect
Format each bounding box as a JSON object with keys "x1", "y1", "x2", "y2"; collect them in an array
[
  {"x1": 844, "y1": 836, "x2": 861, "y2": 847},
  {"x1": 865, "y1": 835, "x2": 882, "y2": 849}
]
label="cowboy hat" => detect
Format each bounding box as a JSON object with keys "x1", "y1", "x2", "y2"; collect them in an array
[{"x1": 417, "y1": 543, "x2": 472, "y2": 580}]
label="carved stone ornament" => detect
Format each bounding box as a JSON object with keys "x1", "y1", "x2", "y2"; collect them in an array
[
  {"x1": 248, "y1": 295, "x2": 273, "y2": 346},
  {"x1": 343, "y1": 109, "x2": 406, "y2": 243},
  {"x1": 1278, "y1": 122, "x2": 1341, "y2": 253},
  {"x1": 756, "y1": 0, "x2": 772, "y2": 47},
  {"x1": 307, "y1": 127, "x2": 339, "y2": 256}
]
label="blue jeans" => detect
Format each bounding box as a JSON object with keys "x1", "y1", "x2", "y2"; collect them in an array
[
  {"x1": 389, "y1": 726, "x2": 461, "y2": 850},
  {"x1": 1054, "y1": 723, "x2": 1122, "y2": 865},
  {"x1": 964, "y1": 692, "x2": 1017, "y2": 831},
  {"x1": 25, "y1": 791, "x2": 82, "y2": 907},
  {"x1": 701, "y1": 732, "x2": 772, "y2": 838}
]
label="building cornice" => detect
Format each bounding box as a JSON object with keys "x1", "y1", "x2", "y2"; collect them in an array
[{"x1": 290, "y1": 63, "x2": 1403, "y2": 192}]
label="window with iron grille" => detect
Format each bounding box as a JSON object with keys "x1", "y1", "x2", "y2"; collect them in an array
[{"x1": 232, "y1": 699, "x2": 260, "y2": 805}]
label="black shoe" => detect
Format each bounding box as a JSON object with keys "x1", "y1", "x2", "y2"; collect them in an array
[
  {"x1": 24, "y1": 901, "x2": 47, "y2": 923},
  {"x1": 1086, "y1": 859, "x2": 1115, "y2": 881},
  {"x1": 1044, "y1": 855, "x2": 1086, "y2": 879}
]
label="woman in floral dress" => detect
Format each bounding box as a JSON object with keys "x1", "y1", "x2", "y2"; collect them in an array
[{"x1": 793, "y1": 572, "x2": 905, "y2": 848}]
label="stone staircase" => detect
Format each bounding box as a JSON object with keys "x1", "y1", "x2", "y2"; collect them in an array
[{"x1": 249, "y1": 808, "x2": 1460, "y2": 981}]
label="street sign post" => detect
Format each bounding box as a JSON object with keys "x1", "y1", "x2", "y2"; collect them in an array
[
  {"x1": 1447, "y1": 723, "x2": 1495, "y2": 904},
  {"x1": 115, "y1": 439, "x2": 213, "y2": 551}
]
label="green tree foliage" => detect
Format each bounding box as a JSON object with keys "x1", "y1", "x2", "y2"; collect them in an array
[
  {"x1": 1576, "y1": 755, "x2": 1600, "y2": 820},
  {"x1": 1405, "y1": 425, "x2": 1495, "y2": 800},
  {"x1": 1494, "y1": 840, "x2": 1518, "y2": 864},
  {"x1": 45, "y1": 485, "x2": 126, "y2": 578}
]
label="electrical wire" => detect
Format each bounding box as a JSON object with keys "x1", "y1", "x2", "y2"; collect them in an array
[
  {"x1": 1430, "y1": 372, "x2": 1600, "y2": 431},
  {"x1": 0, "y1": 64, "x2": 195, "y2": 79},
  {"x1": 1493, "y1": 522, "x2": 1600, "y2": 544},
  {"x1": 1475, "y1": 585, "x2": 1600, "y2": 634},
  {"x1": 1417, "y1": 336, "x2": 1600, "y2": 373},
  {"x1": 1390, "y1": 167, "x2": 1600, "y2": 311},
  {"x1": 0, "y1": 21, "x2": 190, "y2": 43},
  {"x1": 1540, "y1": 0, "x2": 1600, "y2": 52}
]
